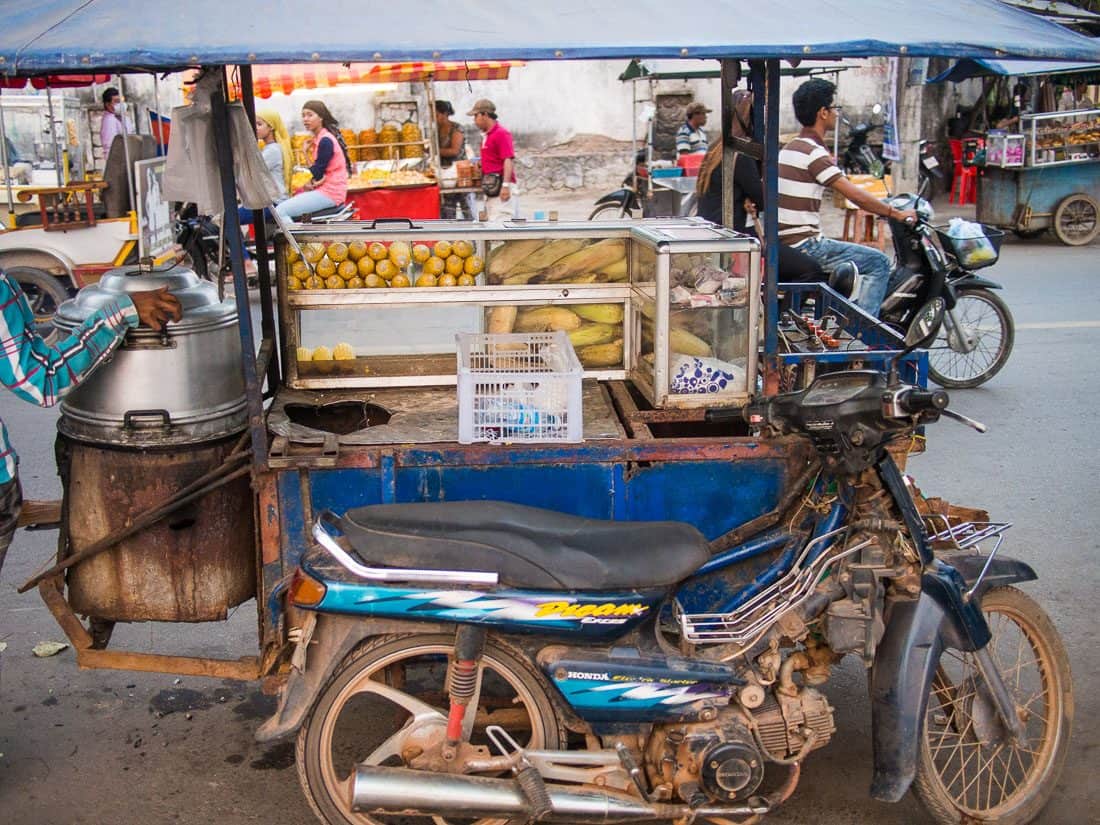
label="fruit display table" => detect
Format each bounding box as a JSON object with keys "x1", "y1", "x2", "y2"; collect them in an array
[{"x1": 348, "y1": 183, "x2": 441, "y2": 221}]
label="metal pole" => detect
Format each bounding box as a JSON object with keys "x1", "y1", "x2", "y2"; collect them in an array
[
  {"x1": 211, "y1": 66, "x2": 268, "y2": 467},
  {"x1": 45, "y1": 85, "x2": 64, "y2": 187},
  {"x1": 0, "y1": 89, "x2": 16, "y2": 226},
  {"x1": 719, "y1": 59, "x2": 737, "y2": 230},
  {"x1": 238, "y1": 63, "x2": 281, "y2": 392},
  {"x1": 153, "y1": 72, "x2": 162, "y2": 157},
  {"x1": 762, "y1": 59, "x2": 781, "y2": 392},
  {"x1": 117, "y1": 75, "x2": 136, "y2": 221}
]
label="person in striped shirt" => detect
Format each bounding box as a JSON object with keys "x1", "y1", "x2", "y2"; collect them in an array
[
  {"x1": 676, "y1": 103, "x2": 711, "y2": 156},
  {"x1": 778, "y1": 79, "x2": 916, "y2": 316},
  {"x1": 0, "y1": 272, "x2": 181, "y2": 574}
]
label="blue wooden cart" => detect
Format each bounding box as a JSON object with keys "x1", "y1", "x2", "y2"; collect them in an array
[{"x1": 978, "y1": 161, "x2": 1100, "y2": 245}]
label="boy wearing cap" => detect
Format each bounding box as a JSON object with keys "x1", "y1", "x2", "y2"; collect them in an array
[
  {"x1": 469, "y1": 99, "x2": 519, "y2": 220},
  {"x1": 676, "y1": 102, "x2": 711, "y2": 156}
]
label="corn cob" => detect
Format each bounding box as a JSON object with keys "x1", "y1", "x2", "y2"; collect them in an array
[
  {"x1": 513, "y1": 306, "x2": 582, "y2": 333},
  {"x1": 544, "y1": 239, "x2": 627, "y2": 282},
  {"x1": 670, "y1": 327, "x2": 713, "y2": 357},
  {"x1": 600, "y1": 258, "x2": 628, "y2": 282},
  {"x1": 570, "y1": 303, "x2": 624, "y2": 324},
  {"x1": 510, "y1": 239, "x2": 589, "y2": 275},
  {"x1": 486, "y1": 306, "x2": 518, "y2": 335},
  {"x1": 487, "y1": 239, "x2": 547, "y2": 280},
  {"x1": 501, "y1": 271, "x2": 543, "y2": 286},
  {"x1": 577, "y1": 339, "x2": 624, "y2": 368},
  {"x1": 568, "y1": 323, "x2": 618, "y2": 348}
]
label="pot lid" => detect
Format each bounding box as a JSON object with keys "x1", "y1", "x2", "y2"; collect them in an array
[{"x1": 56, "y1": 263, "x2": 236, "y2": 328}]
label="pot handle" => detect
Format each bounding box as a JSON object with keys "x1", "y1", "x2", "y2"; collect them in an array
[
  {"x1": 367, "y1": 218, "x2": 418, "y2": 230},
  {"x1": 123, "y1": 409, "x2": 172, "y2": 430}
]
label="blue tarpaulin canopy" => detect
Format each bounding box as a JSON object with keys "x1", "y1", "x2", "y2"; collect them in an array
[
  {"x1": 928, "y1": 54, "x2": 1100, "y2": 82},
  {"x1": 3, "y1": 0, "x2": 1100, "y2": 74}
]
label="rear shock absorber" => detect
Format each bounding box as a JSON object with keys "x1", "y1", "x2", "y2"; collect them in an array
[{"x1": 443, "y1": 625, "x2": 486, "y2": 759}]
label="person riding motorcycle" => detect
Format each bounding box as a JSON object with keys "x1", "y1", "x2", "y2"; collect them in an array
[{"x1": 779, "y1": 79, "x2": 916, "y2": 316}]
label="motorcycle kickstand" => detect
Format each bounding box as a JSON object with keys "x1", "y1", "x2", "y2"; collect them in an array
[{"x1": 487, "y1": 725, "x2": 554, "y2": 822}]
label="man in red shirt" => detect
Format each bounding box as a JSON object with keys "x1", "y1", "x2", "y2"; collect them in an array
[{"x1": 468, "y1": 99, "x2": 519, "y2": 221}]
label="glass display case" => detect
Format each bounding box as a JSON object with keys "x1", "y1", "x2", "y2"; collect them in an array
[
  {"x1": 985, "y1": 131, "x2": 1025, "y2": 168},
  {"x1": 276, "y1": 220, "x2": 634, "y2": 389},
  {"x1": 628, "y1": 224, "x2": 760, "y2": 409},
  {"x1": 1022, "y1": 109, "x2": 1100, "y2": 166},
  {"x1": 275, "y1": 218, "x2": 760, "y2": 407}
]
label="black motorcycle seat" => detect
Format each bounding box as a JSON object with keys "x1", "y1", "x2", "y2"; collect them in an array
[{"x1": 338, "y1": 501, "x2": 710, "y2": 591}]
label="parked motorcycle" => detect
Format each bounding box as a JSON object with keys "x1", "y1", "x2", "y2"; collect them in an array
[
  {"x1": 272, "y1": 304, "x2": 1070, "y2": 825},
  {"x1": 916, "y1": 139, "x2": 944, "y2": 199},
  {"x1": 589, "y1": 149, "x2": 649, "y2": 219},
  {"x1": 841, "y1": 106, "x2": 889, "y2": 179},
  {"x1": 830, "y1": 193, "x2": 1015, "y2": 388}
]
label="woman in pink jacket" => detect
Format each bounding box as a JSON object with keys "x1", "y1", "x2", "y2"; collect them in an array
[{"x1": 275, "y1": 100, "x2": 351, "y2": 221}]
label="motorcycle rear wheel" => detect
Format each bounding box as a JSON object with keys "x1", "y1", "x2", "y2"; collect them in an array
[
  {"x1": 928, "y1": 289, "x2": 1014, "y2": 388},
  {"x1": 913, "y1": 586, "x2": 1073, "y2": 825},
  {"x1": 297, "y1": 633, "x2": 564, "y2": 825}
]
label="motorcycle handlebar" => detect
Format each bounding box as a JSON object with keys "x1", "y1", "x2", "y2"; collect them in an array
[{"x1": 900, "y1": 389, "x2": 949, "y2": 415}]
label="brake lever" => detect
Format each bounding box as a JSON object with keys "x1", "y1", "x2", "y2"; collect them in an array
[{"x1": 940, "y1": 408, "x2": 988, "y2": 433}]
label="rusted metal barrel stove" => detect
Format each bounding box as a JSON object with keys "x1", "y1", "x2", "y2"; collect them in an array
[{"x1": 54, "y1": 266, "x2": 254, "y2": 622}]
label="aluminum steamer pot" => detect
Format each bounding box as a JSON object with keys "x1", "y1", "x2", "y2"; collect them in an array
[{"x1": 54, "y1": 264, "x2": 247, "y2": 446}]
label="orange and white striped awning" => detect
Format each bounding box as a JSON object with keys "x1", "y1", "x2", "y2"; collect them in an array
[{"x1": 244, "y1": 61, "x2": 522, "y2": 98}]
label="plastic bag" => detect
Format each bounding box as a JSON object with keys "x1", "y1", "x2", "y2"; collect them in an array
[
  {"x1": 163, "y1": 71, "x2": 281, "y2": 213},
  {"x1": 946, "y1": 218, "x2": 996, "y2": 267}
]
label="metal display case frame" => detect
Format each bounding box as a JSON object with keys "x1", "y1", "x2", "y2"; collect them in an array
[
  {"x1": 628, "y1": 223, "x2": 761, "y2": 409},
  {"x1": 1022, "y1": 107, "x2": 1100, "y2": 167}
]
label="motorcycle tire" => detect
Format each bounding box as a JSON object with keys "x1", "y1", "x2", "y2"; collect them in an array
[
  {"x1": 928, "y1": 289, "x2": 1014, "y2": 389},
  {"x1": 5, "y1": 266, "x2": 70, "y2": 345},
  {"x1": 296, "y1": 632, "x2": 565, "y2": 825},
  {"x1": 913, "y1": 586, "x2": 1073, "y2": 825},
  {"x1": 589, "y1": 200, "x2": 634, "y2": 220}
]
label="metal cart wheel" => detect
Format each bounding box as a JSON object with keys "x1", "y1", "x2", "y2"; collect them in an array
[{"x1": 1052, "y1": 193, "x2": 1100, "y2": 246}]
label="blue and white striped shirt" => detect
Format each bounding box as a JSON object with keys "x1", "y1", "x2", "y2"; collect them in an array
[{"x1": 0, "y1": 270, "x2": 137, "y2": 483}]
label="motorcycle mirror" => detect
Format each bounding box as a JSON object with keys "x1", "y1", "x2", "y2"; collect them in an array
[
  {"x1": 904, "y1": 297, "x2": 946, "y2": 350},
  {"x1": 888, "y1": 298, "x2": 945, "y2": 385}
]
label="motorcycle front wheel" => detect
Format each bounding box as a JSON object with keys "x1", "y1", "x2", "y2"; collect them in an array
[
  {"x1": 928, "y1": 288, "x2": 1015, "y2": 389},
  {"x1": 588, "y1": 200, "x2": 635, "y2": 220},
  {"x1": 297, "y1": 633, "x2": 564, "y2": 825},
  {"x1": 913, "y1": 586, "x2": 1073, "y2": 825}
]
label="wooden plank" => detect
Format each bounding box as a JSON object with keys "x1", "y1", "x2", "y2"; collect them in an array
[
  {"x1": 37, "y1": 576, "x2": 93, "y2": 650},
  {"x1": 76, "y1": 649, "x2": 262, "y2": 681},
  {"x1": 17, "y1": 499, "x2": 61, "y2": 527}
]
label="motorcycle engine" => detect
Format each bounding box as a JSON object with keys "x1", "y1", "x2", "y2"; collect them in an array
[{"x1": 646, "y1": 688, "x2": 835, "y2": 805}]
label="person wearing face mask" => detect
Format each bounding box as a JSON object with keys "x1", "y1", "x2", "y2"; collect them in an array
[
  {"x1": 99, "y1": 87, "x2": 130, "y2": 158},
  {"x1": 274, "y1": 100, "x2": 351, "y2": 222}
]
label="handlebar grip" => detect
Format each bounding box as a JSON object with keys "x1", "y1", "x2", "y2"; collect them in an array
[
  {"x1": 902, "y1": 389, "x2": 949, "y2": 414},
  {"x1": 704, "y1": 407, "x2": 744, "y2": 423}
]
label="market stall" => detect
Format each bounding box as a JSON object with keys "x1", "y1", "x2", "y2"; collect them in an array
[
  {"x1": 928, "y1": 54, "x2": 1100, "y2": 244},
  {"x1": 2, "y1": 3, "x2": 1100, "y2": 824},
  {"x1": 234, "y1": 60, "x2": 522, "y2": 220}
]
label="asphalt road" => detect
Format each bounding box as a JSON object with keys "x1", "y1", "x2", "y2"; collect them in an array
[{"x1": 0, "y1": 227, "x2": 1096, "y2": 825}]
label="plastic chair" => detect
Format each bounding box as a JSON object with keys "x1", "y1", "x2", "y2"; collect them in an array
[{"x1": 948, "y1": 139, "x2": 978, "y2": 205}]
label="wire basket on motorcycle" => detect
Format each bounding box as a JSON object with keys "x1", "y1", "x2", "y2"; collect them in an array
[{"x1": 935, "y1": 221, "x2": 1004, "y2": 270}]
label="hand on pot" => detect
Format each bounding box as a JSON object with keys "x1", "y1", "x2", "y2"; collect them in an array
[{"x1": 131, "y1": 287, "x2": 183, "y2": 331}]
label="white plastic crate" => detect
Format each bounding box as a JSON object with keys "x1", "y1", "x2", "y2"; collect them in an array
[{"x1": 456, "y1": 331, "x2": 583, "y2": 444}]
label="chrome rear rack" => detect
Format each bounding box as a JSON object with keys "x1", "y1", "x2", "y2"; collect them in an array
[{"x1": 923, "y1": 515, "x2": 1012, "y2": 554}]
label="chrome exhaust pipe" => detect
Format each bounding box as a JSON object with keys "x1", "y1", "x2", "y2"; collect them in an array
[{"x1": 352, "y1": 766, "x2": 767, "y2": 823}]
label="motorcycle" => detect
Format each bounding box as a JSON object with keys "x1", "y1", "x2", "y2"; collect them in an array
[
  {"x1": 273, "y1": 303, "x2": 1070, "y2": 825},
  {"x1": 830, "y1": 193, "x2": 1015, "y2": 389},
  {"x1": 589, "y1": 149, "x2": 649, "y2": 219},
  {"x1": 841, "y1": 106, "x2": 889, "y2": 179},
  {"x1": 916, "y1": 139, "x2": 944, "y2": 200}
]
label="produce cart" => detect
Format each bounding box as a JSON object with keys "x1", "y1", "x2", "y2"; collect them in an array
[
  {"x1": 2, "y1": 1, "x2": 1099, "y2": 823},
  {"x1": 977, "y1": 107, "x2": 1100, "y2": 245}
]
